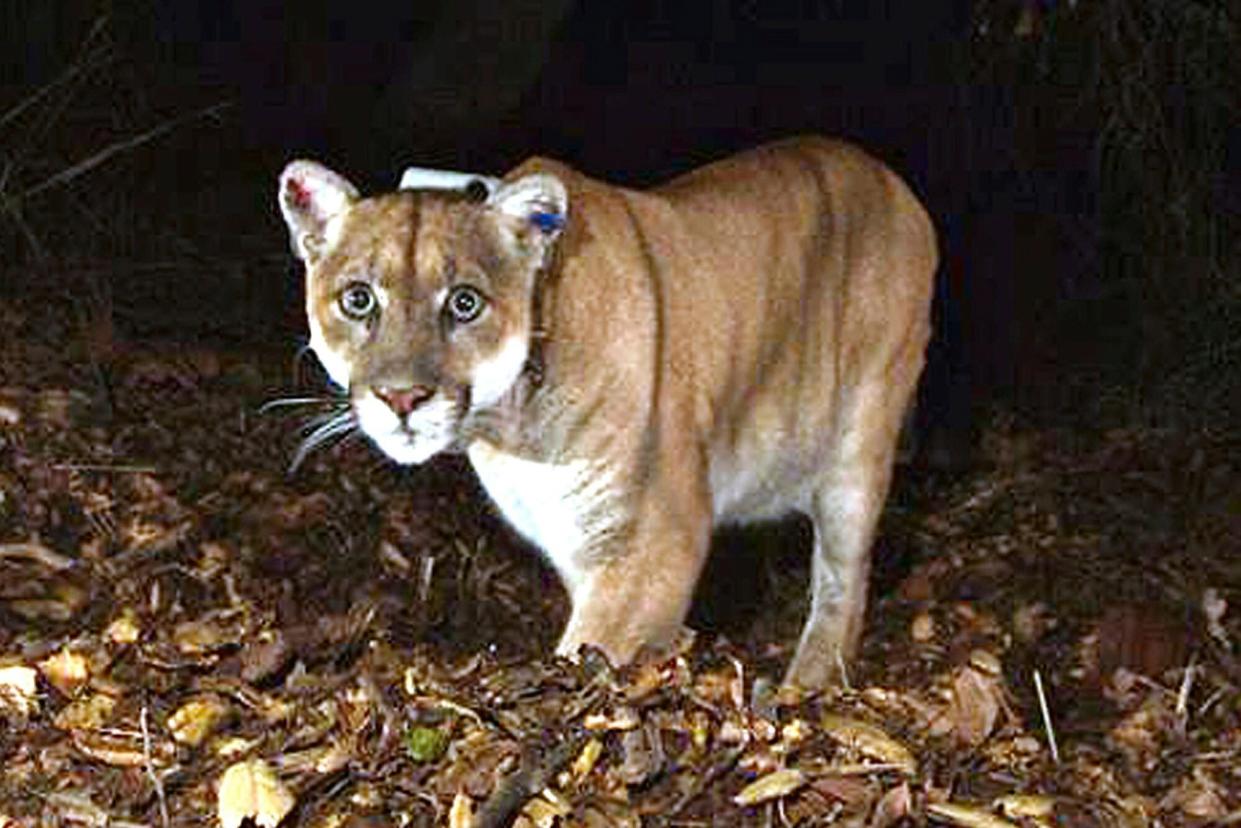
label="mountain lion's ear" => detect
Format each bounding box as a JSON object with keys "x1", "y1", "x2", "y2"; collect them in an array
[
  {"x1": 487, "y1": 174, "x2": 568, "y2": 254},
  {"x1": 278, "y1": 160, "x2": 360, "y2": 262}
]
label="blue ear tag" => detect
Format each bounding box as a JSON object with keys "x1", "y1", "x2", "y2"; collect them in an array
[{"x1": 530, "y1": 211, "x2": 565, "y2": 233}]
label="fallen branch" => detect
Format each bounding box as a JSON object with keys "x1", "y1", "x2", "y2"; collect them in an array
[
  {"x1": 471, "y1": 730, "x2": 588, "y2": 828},
  {"x1": 15, "y1": 101, "x2": 232, "y2": 204}
]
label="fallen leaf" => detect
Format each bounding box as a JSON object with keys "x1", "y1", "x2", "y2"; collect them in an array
[
  {"x1": 733, "y1": 768, "x2": 807, "y2": 806},
  {"x1": 927, "y1": 801, "x2": 1020, "y2": 828},
  {"x1": 1012, "y1": 603, "x2": 1053, "y2": 644},
  {"x1": 820, "y1": 714, "x2": 917, "y2": 775},
  {"x1": 0, "y1": 400, "x2": 20, "y2": 425},
  {"x1": 521, "y1": 791, "x2": 572, "y2": 827},
  {"x1": 1159, "y1": 772, "x2": 1227, "y2": 821},
  {"x1": 0, "y1": 665, "x2": 39, "y2": 716},
  {"x1": 950, "y1": 665, "x2": 1002, "y2": 746},
  {"x1": 807, "y1": 775, "x2": 870, "y2": 806},
  {"x1": 582, "y1": 704, "x2": 640, "y2": 731},
  {"x1": 105, "y1": 609, "x2": 142, "y2": 645},
  {"x1": 871, "y1": 782, "x2": 913, "y2": 828},
  {"x1": 38, "y1": 648, "x2": 90, "y2": 697},
  {"x1": 168, "y1": 696, "x2": 232, "y2": 747},
  {"x1": 995, "y1": 793, "x2": 1055, "y2": 819},
  {"x1": 217, "y1": 758, "x2": 296, "y2": 828},
  {"x1": 570, "y1": 738, "x2": 604, "y2": 781},
  {"x1": 911, "y1": 611, "x2": 937, "y2": 643},
  {"x1": 1094, "y1": 604, "x2": 1191, "y2": 682},
  {"x1": 617, "y1": 721, "x2": 664, "y2": 786},
  {"x1": 173, "y1": 616, "x2": 240, "y2": 656},
  {"x1": 53, "y1": 693, "x2": 116, "y2": 730},
  {"x1": 404, "y1": 726, "x2": 450, "y2": 763},
  {"x1": 0, "y1": 541, "x2": 74, "y2": 570},
  {"x1": 71, "y1": 729, "x2": 155, "y2": 767},
  {"x1": 449, "y1": 791, "x2": 473, "y2": 828},
  {"x1": 43, "y1": 791, "x2": 111, "y2": 826}
]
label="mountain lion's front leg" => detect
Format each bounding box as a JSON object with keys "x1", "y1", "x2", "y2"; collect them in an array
[{"x1": 555, "y1": 469, "x2": 712, "y2": 665}]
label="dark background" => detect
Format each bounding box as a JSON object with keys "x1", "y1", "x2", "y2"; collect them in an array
[{"x1": 2, "y1": 0, "x2": 1237, "y2": 442}]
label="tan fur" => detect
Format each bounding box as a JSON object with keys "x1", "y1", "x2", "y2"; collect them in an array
[{"x1": 278, "y1": 137, "x2": 936, "y2": 688}]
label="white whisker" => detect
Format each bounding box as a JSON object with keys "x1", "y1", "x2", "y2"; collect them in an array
[
  {"x1": 258, "y1": 395, "x2": 345, "y2": 414},
  {"x1": 289, "y1": 409, "x2": 357, "y2": 473},
  {"x1": 297, "y1": 408, "x2": 353, "y2": 434}
]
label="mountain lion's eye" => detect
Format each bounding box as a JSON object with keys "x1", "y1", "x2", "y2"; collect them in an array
[
  {"x1": 446, "y1": 285, "x2": 485, "y2": 324},
  {"x1": 339, "y1": 283, "x2": 376, "y2": 319}
]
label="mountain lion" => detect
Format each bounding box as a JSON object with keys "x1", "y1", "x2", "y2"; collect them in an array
[{"x1": 277, "y1": 137, "x2": 936, "y2": 688}]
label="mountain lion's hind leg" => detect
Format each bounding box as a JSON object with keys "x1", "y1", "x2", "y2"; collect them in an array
[
  {"x1": 785, "y1": 325, "x2": 926, "y2": 690},
  {"x1": 784, "y1": 470, "x2": 889, "y2": 690},
  {"x1": 784, "y1": 385, "x2": 914, "y2": 690}
]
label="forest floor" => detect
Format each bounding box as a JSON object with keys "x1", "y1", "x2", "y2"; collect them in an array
[{"x1": 0, "y1": 289, "x2": 1238, "y2": 827}]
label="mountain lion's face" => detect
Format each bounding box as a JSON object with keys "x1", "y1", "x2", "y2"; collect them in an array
[{"x1": 278, "y1": 162, "x2": 565, "y2": 464}]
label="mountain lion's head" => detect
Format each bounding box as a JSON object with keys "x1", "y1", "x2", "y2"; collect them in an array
[{"x1": 278, "y1": 161, "x2": 566, "y2": 464}]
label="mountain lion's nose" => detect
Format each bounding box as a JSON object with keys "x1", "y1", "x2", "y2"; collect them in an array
[{"x1": 373, "y1": 385, "x2": 434, "y2": 416}]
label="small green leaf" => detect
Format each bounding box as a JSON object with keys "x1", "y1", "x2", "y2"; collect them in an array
[{"x1": 404, "y1": 726, "x2": 450, "y2": 763}]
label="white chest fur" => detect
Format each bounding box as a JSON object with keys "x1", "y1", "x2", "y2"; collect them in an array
[{"x1": 466, "y1": 442, "x2": 619, "y2": 590}]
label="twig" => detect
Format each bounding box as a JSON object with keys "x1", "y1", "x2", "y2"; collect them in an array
[
  {"x1": 1175, "y1": 656, "x2": 1196, "y2": 723},
  {"x1": 667, "y1": 744, "x2": 747, "y2": 817},
  {"x1": 140, "y1": 705, "x2": 170, "y2": 828},
  {"x1": 16, "y1": 101, "x2": 232, "y2": 203},
  {"x1": 51, "y1": 463, "x2": 158, "y2": 474},
  {"x1": 1032, "y1": 669, "x2": 1059, "y2": 765},
  {"x1": 1, "y1": 196, "x2": 48, "y2": 260},
  {"x1": 0, "y1": 16, "x2": 111, "y2": 132},
  {"x1": 471, "y1": 731, "x2": 588, "y2": 828},
  {"x1": 0, "y1": 542, "x2": 75, "y2": 570}
]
